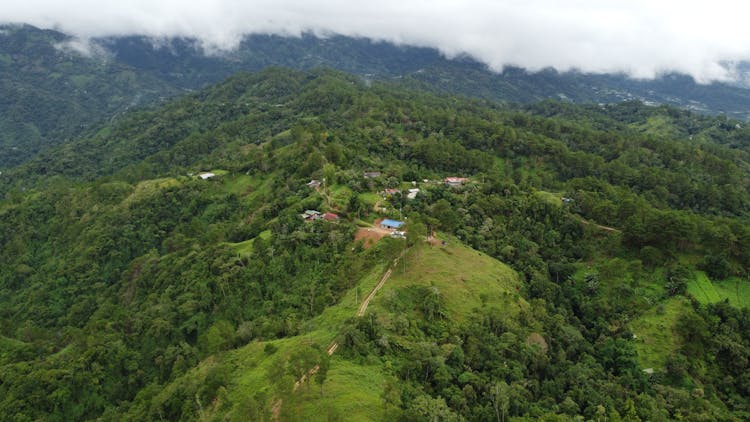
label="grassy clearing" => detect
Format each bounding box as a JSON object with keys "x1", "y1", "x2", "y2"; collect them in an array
[
  {"x1": 221, "y1": 174, "x2": 258, "y2": 196},
  {"x1": 293, "y1": 359, "x2": 386, "y2": 421},
  {"x1": 688, "y1": 272, "x2": 750, "y2": 308},
  {"x1": 329, "y1": 185, "x2": 354, "y2": 209},
  {"x1": 199, "y1": 262, "x2": 389, "y2": 419},
  {"x1": 630, "y1": 297, "x2": 692, "y2": 369},
  {"x1": 227, "y1": 230, "x2": 271, "y2": 256},
  {"x1": 636, "y1": 115, "x2": 683, "y2": 140},
  {"x1": 358, "y1": 192, "x2": 380, "y2": 206},
  {"x1": 535, "y1": 190, "x2": 563, "y2": 207},
  {"x1": 688, "y1": 272, "x2": 722, "y2": 303},
  {"x1": 122, "y1": 177, "x2": 180, "y2": 205},
  {"x1": 370, "y1": 237, "x2": 523, "y2": 321},
  {"x1": 158, "y1": 238, "x2": 520, "y2": 419}
]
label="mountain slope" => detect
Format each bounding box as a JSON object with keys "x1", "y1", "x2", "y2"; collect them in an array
[
  {"x1": 0, "y1": 25, "x2": 177, "y2": 168},
  {"x1": 1, "y1": 69, "x2": 750, "y2": 420},
  {"x1": 5, "y1": 24, "x2": 750, "y2": 169}
]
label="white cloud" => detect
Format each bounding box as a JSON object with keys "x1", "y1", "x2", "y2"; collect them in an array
[{"x1": 2, "y1": 0, "x2": 750, "y2": 82}]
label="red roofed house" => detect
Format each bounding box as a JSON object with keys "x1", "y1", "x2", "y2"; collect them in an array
[
  {"x1": 322, "y1": 212, "x2": 340, "y2": 222},
  {"x1": 444, "y1": 177, "x2": 469, "y2": 187}
]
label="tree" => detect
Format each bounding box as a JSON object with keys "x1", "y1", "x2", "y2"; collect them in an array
[
  {"x1": 407, "y1": 221, "x2": 428, "y2": 247},
  {"x1": 490, "y1": 381, "x2": 510, "y2": 422},
  {"x1": 381, "y1": 376, "x2": 401, "y2": 414},
  {"x1": 665, "y1": 266, "x2": 690, "y2": 296},
  {"x1": 315, "y1": 351, "x2": 330, "y2": 396}
]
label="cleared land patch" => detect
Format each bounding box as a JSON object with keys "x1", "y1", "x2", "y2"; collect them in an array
[
  {"x1": 631, "y1": 297, "x2": 692, "y2": 369},
  {"x1": 688, "y1": 272, "x2": 750, "y2": 308}
]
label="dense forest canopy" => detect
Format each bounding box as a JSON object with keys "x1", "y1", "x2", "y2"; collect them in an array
[
  {"x1": 1, "y1": 68, "x2": 750, "y2": 421},
  {"x1": 5, "y1": 23, "x2": 750, "y2": 169}
]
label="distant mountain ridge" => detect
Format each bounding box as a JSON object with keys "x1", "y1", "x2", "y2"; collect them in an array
[{"x1": 3, "y1": 24, "x2": 750, "y2": 168}]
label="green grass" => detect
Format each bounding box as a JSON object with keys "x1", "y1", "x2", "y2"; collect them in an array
[
  {"x1": 688, "y1": 272, "x2": 750, "y2": 308},
  {"x1": 688, "y1": 272, "x2": 722, "y2": 303},
  {"x1": 630, "y1": 297, "x2": 692, "y2": 370},
  {"x1": 370, "y1": 237, "x2": 523, "y2": 321},
  {"x1": 122, "y1": 178, "x2": 180, "y2": 205},
  {"x1": 329, "y1": 185, "x2": 354, "y2": 209},
  {"x1": 146, "y1": 238, "x2": 521, "y2": 420},
  {"x1": 535, "y1": 190, "x2": 563, "y2": 207},
  {"x1": 637, "y1": 115, "x2": 682, "y2": 139},
  {"x1": 221, "y1": 174, "x2": 257, "y2": 196},
  {"x1": 294, "y1": 359, "x2": 386, "y2": 421},
  {"x1": 358, "y1": 192, "x2": 380, "y2": 206},
  {"x1": 227, "y1": 230, "x2": 271, "y2": 256},
  {"x1": 165, "y1": 262, "x2": 390, "y2": 420}
]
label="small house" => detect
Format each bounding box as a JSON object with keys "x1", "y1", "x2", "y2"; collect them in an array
[
  {"x1": 363, "y1": 171, "x2": 382, "y2": 179},
  {"x1": 307, "y1": 179, "x2": 321, "y2": 188},
  {"x1": 406, "y1": 188, "x2": 420, "y2": 200},
  {"x1": 444, "y1": 177, "x2": 469, "y2": 187},
  {"x1": 380, "y1": 219, "x2": 405, "y2": 230},
  {"x1": 199, "y1": 172, "x2": 216, "y2": 180},
  {"x1": 301, "y1": 210, "x2": 321, "y2": 221},
  {"x1": 322, "y1": 212, "x2": 340, "y2": 222},
  {"x1": 383, "y1": 188, "x2": 400, "y2": 197}
]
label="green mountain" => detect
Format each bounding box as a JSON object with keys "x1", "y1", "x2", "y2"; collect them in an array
[
  {"x1": 1, "y1": 68, "x2": 750, "y2": 421},
  {"x1": 0, "y1": 25, "x2": 178, "y2": 168},
  {"x1": 5, "y1": 24, "x2": 750, "y2": 170}
]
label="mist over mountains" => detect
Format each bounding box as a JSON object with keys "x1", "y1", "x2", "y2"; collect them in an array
[{"x1": 3, "y1": 24, "x2": 750, "y2": 169}]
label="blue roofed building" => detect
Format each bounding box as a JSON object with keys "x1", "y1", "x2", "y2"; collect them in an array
[{"x1": 380, "y1": 219, "x2": 405, "y2": 230}]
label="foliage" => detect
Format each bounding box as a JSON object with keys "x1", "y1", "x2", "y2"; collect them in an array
[{"x1": 1, "y1": 68, "x2": 750, "y2": 420}]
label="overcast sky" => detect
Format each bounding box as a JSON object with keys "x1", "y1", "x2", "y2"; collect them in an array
[{"x1": 3, "y1": 1, "x2": 750, "y2": 82}]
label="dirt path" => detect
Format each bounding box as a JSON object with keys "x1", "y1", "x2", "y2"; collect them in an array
[
  {"x1": 354, "y1": 226, "x2": 392, "y2": 248},
  {"x1": 576, "y1": 216, "x2": 621, "y2": 233},
  {"x1": 357, "y1": 268, "x2": 393, "y2": 316},
  {"x1": 286, "y1": 255, "x2": 401, "y2": 402}
]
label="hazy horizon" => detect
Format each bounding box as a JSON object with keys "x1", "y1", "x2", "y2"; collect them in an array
[{"x1": 3, "y1": 1, "x2": 750, "y2": 83}]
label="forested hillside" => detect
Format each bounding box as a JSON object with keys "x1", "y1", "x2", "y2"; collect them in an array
[
  {"x1": 1, "y1": 68, "x2": 750, "y2": 420},
  {"x1": 5, "y1": 24, "x2": 750, "y2": 169},
  {"x1": 0, "y1": 25, "x2": 177, "y2": 168}
]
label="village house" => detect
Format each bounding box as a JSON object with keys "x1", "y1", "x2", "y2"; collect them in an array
[
  {"x1": 322, "y1": 212, "x2": 340, "y2": 222},
  {"x1": 198, "y1": 172, "x2": 216, "y2": 180},
  {"x1": 380, "y1": 219, "x2": 405, "y2": 230},
  {"x1": 307, "y1": 179, "x2": 321, "y2": 188},
  {"x1": 383, "y1": 188, "x2": 400, "y2": 197},
  {"x1": 444, "y1": 177, "x2": 469, "y2": 187},
  {"x1": 363, "y1": 171, "x2": 382, "y2": 179},
  {"x1": 407, "y1": 188, "x2": 420, "y2": 199},
  {"x1": 301, "y1": 210, "x2": 321, "y2": 221}
]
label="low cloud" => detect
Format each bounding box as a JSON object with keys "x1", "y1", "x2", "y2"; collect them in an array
[{"x1": 3, "y1": 0, "x2": 750, "y2": 82}]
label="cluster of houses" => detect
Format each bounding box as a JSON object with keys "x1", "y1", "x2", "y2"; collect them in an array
[
  {"x1": 300, "y1": 210, "x2": 340, "y2": 222},
  {"x1": 299, "y1": 172, "x2": 471, "y2": 242},
  {"x1": 383, "y1": 188, "x2": 421, "y2": 200}
]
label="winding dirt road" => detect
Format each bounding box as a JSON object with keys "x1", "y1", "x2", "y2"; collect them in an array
[
  {"x1": 290, "y1": 257, "x2": 400, "y2": 397},
  {"x1": 357, "y1": 267, "x2": 393, "y2": 317}
]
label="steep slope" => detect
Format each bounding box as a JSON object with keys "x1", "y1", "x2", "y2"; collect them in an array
[
  {"x1": 123, "y1": 239, "x2": 524, "y2": 421},
  {"x1": 0, "y1": 25, "x2": 176, "y2": 168},
  {"x1": 1, "y1": 69, "x2": 750, "y2": 420}
]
